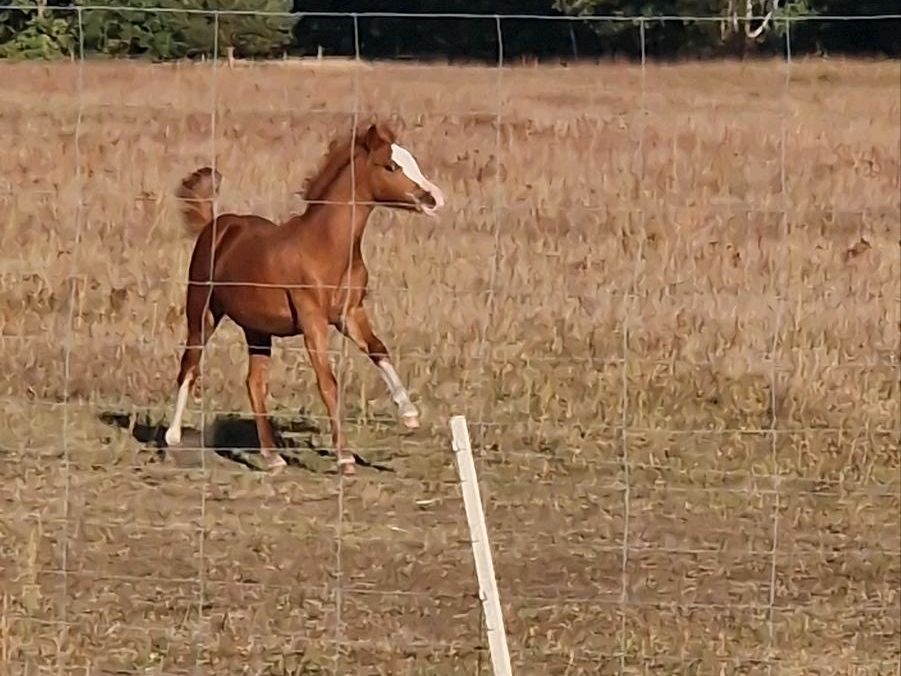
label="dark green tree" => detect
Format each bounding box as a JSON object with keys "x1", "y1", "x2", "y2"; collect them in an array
[
  {"x1": 552, "y1": 0, "x2": 814, "y2": 57},
  {"x1": 78, "y1": 0, "x2": 296, "y2": 59},
  {"x1": 289, "y1": 0, "x2": 583, "y2": 61},
  {"x1": 0, "y1": 1, "x2": 76, "y2": 59},
  {"x1": 191, "y1": 0, "x2": 298, "y2": 58},
  {"x1": 793, "y1": 0, "x2": 900, "y2": 56}
]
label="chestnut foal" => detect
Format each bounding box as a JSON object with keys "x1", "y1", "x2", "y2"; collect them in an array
[{"x1": 164, "y1": 122, "x2": 446, "y2": 474}]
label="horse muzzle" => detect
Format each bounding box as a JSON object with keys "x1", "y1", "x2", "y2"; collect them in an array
[{"x1": 412, "y1": 183, "x2": 445, "y2": 217}]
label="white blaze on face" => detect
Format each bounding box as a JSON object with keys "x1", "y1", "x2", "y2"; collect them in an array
[{"x1": 390, "y1": 143, "x2": 445, "y2": 215}]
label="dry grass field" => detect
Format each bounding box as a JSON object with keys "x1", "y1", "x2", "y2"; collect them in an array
[{"x1": 0, "y1": 55, "x2": 898, "y2": 675}]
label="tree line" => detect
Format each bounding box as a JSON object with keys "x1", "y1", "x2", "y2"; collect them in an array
[{"x1": 0, "y1": 1, "x2": 897, "y2": 61}]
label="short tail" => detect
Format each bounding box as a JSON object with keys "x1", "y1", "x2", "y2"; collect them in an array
[{"x1": 176, "y1": 166, "x2": 222, "y2": 235}]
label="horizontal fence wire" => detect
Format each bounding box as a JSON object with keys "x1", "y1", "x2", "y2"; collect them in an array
[
  {"x1": 3, "y1": 570, "x2": 898, "y2": 615},
  {"x1": 6, "y1": 612, "x2": 896, "y2": 670},
  {"x1": 4, "y1": 451, "x2": 901, "y2": 499},
  {"x1": 6, "y1": 507, "x2": 901, "y2": 553},
  {"x1": 4, "y1": 658, "x2": 900, "y2": 676},
  {"x1": 0, "y1": 100, "x2": 848, "y2": 120},
  {"x1": 0, "y1": 277, "x2": 898, "y2": 305},
  {"x1": 4, "y1": 391, "x2": 901, "y2": 435},
  {"x1": 3, "y1": 189, "x2": 900, "y2": 218},
  {"x1": 5, "y1": 451, "x2": 901, "y2": 500},
  {"x1": 4, "y1": 6, "x2": 901, "y2": 20},
  {"x1": 3, "y1": 326, "x2": 899, "y2": 366}
]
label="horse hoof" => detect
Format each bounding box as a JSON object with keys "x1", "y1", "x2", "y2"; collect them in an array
[
  {"x1": 401, "y1": 411, "x2": 420, "y2": 430},
  {"x1": 266, "y1": 455, "x2": 287, "y2": 473},
  {"x1": 164, "y1": 427, "x2": 181, "y2": 446}
]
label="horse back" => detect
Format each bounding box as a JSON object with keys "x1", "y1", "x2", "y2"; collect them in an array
[{"x1": 187, "y1": 213, "x2": 277, "y2": 284}]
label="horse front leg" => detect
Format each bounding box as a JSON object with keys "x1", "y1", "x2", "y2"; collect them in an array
[
  {"x1": 300, "y1": 310, "x2": 355, "y2": 475},
  {"x1": 341, "y1": 304, "x2": 419, "y2": 429}
]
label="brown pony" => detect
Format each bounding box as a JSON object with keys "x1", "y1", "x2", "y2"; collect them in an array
[{"x1": 164, "y1": 121, "x2": 446, "y2": 474}]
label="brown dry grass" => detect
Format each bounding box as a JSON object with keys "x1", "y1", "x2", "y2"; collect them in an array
[{"x1": 0, "y1": 57, "x2": 899, "y2": 675}]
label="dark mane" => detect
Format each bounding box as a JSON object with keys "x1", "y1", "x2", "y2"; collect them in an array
[
  {"x1": 301, "y1": 121, "x2": 397, "y2": 203},
  {"x1": 302, "y1": 133, "x2": 361, "y2": 202}
]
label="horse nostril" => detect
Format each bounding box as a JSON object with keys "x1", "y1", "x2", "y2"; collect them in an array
[{"x1": 419, "y1": 191, "x2": 437, "y2": 209}]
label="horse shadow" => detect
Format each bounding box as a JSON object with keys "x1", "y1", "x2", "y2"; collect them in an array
[{"x1": 97, "y1": 410, "x2": 394, "y2": 474}]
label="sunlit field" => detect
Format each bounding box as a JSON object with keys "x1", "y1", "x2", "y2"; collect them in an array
[{"x1": 0, "y1": 56, "x2": 898, "y2": 674}]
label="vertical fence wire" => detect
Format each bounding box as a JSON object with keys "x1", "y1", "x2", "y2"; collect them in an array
[
  {"x1": 332, "y1": 13, "x2": 363, "y2": 670},
  {"x1": 484, "y1": 15, "x2": 506, "y2": 665},
  {"x1": 471, "y1": 14, "x2": 505, "y2": 448},
  {"x1": 618, "y1": 17, "x2": 647, "y2": 673},
  {"x1": 465, "y1": 15, "x2": 506, "y2": 668},
  {"x1": 483, "y1": 14, "x2": 506, "y2": 357},
  {"x1": 58, "y1": 8, "x2": 85, "y2": 672},
  {"x1": 766, "y1": 18, "x2": 794, "y2": 671},
  {"x1": 196, "y1": 10, "x2": 220, "y2": 670}
]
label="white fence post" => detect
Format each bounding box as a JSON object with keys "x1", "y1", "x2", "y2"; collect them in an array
[{"x1": 449, "y1": 415, "x2": 513, "y2": 676}]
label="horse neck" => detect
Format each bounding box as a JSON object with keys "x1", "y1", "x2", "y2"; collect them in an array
[{"x1": 293, "y1": 155, "x2": 374, "y2": 252}]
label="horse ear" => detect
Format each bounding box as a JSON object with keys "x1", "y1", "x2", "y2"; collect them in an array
[{"x1": 362, "y1": 122, "x2": 393, "y2": 151}]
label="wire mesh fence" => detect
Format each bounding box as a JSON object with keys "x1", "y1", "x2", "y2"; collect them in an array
[{"x1": 0, "y1": 7, "x2": 899, "y2": 676}]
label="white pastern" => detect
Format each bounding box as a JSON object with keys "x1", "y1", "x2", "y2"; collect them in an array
[
  {"x1": 378, "y1": 360, "x2": 419, "y2": 427},
  {"x1": 164, "y1": 379, "x2": 191, "y2": 446}
]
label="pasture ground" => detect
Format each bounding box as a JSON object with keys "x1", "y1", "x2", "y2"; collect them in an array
[{"x1": 0, "y1": 57, "x2": 898, "y2": 675}]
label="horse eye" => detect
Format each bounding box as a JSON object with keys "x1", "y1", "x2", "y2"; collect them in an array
[{"x1": 387, "y1": 163, "x2": 399, "y2": 172}]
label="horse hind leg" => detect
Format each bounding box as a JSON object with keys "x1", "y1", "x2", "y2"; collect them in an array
[
  {"x1": 165, "y1": 287, "x2": 221, "y2": 446},
  {"x1": 243, "y1": 329, "x2": 286, "y2": 472}
]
